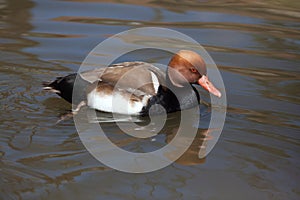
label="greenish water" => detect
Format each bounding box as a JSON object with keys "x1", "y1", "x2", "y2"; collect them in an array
[{"x1": 0, "y1": 0, "x2": 299, "y2": 199}]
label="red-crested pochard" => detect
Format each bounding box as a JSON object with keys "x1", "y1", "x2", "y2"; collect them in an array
[{"x1": 43, "y1": 50, "x2": 221, "y2": 115}]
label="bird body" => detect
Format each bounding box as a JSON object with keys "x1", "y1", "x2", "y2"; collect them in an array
[{"x1": 43, "y1": 50, "x2": 221, "y2": 115}]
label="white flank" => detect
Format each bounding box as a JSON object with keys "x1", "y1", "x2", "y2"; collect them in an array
[
  {"x1": 150, "y1": 71, "x2": 159, "y2": 93},
  {"x1": 87, "y1": 88, "x2": 147, "y2": 115}
]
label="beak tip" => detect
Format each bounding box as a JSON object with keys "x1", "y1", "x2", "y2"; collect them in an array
[{"x1": 212, "y1": 91, "x2": 221, "y2": 98}]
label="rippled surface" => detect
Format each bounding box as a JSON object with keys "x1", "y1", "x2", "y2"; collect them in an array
[{"x1": 1, "y1": 0, "x2": 299, "y2": 199}]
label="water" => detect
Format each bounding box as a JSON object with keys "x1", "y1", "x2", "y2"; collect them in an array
[{"x1": 1, "y1": 0, "x2": 300, "y2": 199}]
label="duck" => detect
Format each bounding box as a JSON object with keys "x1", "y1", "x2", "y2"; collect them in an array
[{"x1": 43, "y1": 50, "x2": 221, "y2": 116}]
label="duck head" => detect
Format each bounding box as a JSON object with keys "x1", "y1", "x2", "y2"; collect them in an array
[{"x1": 168, "y1": 50, "x2": 221, "y2": 98}]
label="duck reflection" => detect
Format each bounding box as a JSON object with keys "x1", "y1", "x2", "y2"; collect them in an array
[
  {"x1": 165, "y1": 127, "x2": 208, "y2": 165},
  {"x1": 75, "y1": 107, "x2": 213, "y2": 166}
]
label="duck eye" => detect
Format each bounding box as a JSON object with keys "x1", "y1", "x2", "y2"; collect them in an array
[{"x1": 190, "y1": 68, "x2": 197, "y2": 73}]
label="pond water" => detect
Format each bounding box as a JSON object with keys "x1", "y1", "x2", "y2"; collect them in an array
[{"x1": 1, "y1": 0, "x2": 299, "y2": 199}]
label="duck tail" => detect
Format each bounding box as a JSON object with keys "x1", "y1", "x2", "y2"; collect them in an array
[
  {"x1": 42, "y1": 78, "x2": 63, "y2": 94},
  {"x1": 42, "y1": 74, "x2": 78, "y2": 103}
]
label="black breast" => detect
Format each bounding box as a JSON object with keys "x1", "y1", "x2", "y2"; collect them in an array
[{"x1": 141, "y1": 85, "x2": 200, "y2": 116}]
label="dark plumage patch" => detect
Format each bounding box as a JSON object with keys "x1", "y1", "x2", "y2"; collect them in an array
[{"x1": 43, "y1": 73, "x2": 89, "y2": 104}]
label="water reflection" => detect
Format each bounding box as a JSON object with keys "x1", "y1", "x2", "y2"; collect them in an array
[
  {"x1": 1, "y1": 0, "x2": 300, "y2": 199},
  {"x1": 75, "y1": 107, "x2": 210, "y2": 166}
]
